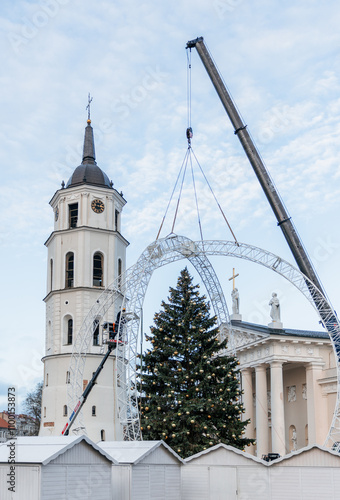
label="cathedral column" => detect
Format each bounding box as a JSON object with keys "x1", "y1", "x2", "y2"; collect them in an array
[
  {"x1": 255, "y1": 364, "x2": 268, "y2": 457},
  {"x1": 306, "y1": 362, "x2": 328, "y2": 444},
  {"x1": 270, "y1": 360, "x2": 285, "y2": 455},
  {"x1": 241, "y1": 368, "x2": 254, "y2": 431}
]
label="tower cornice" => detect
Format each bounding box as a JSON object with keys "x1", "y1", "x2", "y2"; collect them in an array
[
  {"x1": 44, "y1": 225, "x2": 130, "y2": 247},
  {"x1": 43, "y1": 285, "x2": 126, "y2": 303},
  {"x1": 49, "y1": 184, "x2": 127, "y2": 208}
]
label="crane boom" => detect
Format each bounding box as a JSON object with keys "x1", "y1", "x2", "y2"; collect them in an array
[{"x1": 186, "y1": 36, "x2": 325, "y2": 297}]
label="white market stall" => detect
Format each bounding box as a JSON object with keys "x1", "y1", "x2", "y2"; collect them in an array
[
  {"x1": 98, "y1": 440, "x2": 184, "y2": 500},
  {"x1": 182, "y1": 443, "x2": 340, "y2": 500},
  {"x1": 0, "y1": 436, "x2": 115, "y2": 500}
]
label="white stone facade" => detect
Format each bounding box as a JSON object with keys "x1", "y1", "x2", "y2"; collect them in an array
[{"x1": 234, "y1": 321, "x2": 336, "y2": 457}]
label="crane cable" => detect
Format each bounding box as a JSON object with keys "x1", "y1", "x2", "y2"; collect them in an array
[
  {"x1": 156, "y1": 47, "x2": 239, "y2": 244},
  {"x1": 187, "y1": 45, "x2": 238, "y2": 245},
  {"x1": 155, "y1": 148, "x2": 190, "y2": 240},
  {"x1": 186, "y1": 46, "x2": 203, "y2": 240},
  {"x1": 171, "y1": 151, "x2": 189, "y2": 234},
  {"x1": 189, "y1": 147, "x2": 204, "y2": 241},
  {"x1": 187, "y1": 47, "x2": 192, "y2": 129},
  {"x1": 156, "y1": 50, "x2": 193, "y2": 240},
  {"x1": 190, "y1": 147, "x2": 239, "y2": 245}
]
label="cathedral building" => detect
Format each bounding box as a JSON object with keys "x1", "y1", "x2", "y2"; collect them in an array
[
  {"x1": 232, "y1": 310, "x2": 336, "y2": 458},
  {"x1": 39, "y1": 116, "x2": 128, "y2": 441}
]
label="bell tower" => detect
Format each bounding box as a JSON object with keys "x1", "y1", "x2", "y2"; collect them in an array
[{"x1": 40, "y1": 114, "x2": 128, "y2": 441}]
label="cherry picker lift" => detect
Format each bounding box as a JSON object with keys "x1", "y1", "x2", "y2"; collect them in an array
[{"x1": 61, "y1": 311, "x2": 126, "y2": 436}]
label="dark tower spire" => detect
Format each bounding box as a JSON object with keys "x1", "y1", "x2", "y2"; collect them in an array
[
  {"x1": 65, "y1": 96, "x2": 113, "y2": 189},
  {"x1": 82, "y1": 93, "x2": 96, "y2": 164},
  {"x1": 82, "y1": 120, "x2": 96, "y2": 165}
]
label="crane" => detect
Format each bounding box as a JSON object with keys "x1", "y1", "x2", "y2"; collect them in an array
[{"x1": 186, "y1": 36, "x2": 338, "y2": 340}]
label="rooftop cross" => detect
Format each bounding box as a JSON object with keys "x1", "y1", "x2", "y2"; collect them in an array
[
  {"x1": 86, "y1": 93, "x2": 93, "y2": 123},
  {"x1": 228, "y1": 267, "x2": 239, "y2": 290}
]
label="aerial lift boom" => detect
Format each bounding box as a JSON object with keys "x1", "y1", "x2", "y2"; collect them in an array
[
  {"x1": 61, "y1": 342, "x2": 114, "y2": 436},
  {"x1": 61, "y1": 319, "x2": 124, "y2": 436}
]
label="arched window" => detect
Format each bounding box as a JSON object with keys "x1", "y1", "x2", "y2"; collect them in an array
[
  {"x1": 118, "y1": 258, "x2": 122, "y2": 289},
  {"x1": 101, "y1": 429, "x2": 105, "y2": 441},
  {"x1": 65, "y1": 252, "x2": 74, "y2": 288},
  {"x1": 93, "y1": 252, "x2": 103, "y2": 287},
  {"x1": 66, "y1": 371, "x2": 70, "y2": 384},
  {"x1": 46, "y1": 373, "x2": 48, "y2": 387},
  {"x1": 115, "y1": 210, "x2": 119, "y2": 231},
  {"x1": 67, "y1": 319, "x2": 73, "y2": 345},
  {"x1": 50, "y1": 259, "x2": 53, "y2": 291},
  {"x1": 63, "y1": 405, "x2": 68, "y2": 417},
  {"x1": 69, "y1": 203, "x2": 78, "y2": 228},
  {"x1": 92, "y1": 405, "x2": 96, "y2": 416},
  {"x1": 93, "y1": 321, "x2": 100, "y2": 346}
]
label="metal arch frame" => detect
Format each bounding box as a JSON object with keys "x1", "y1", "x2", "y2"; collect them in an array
[
  {"x1": 68, "y1": 235, "x2": 231, "y2": 438},
  {"x1": 69, "y1": 235, "x2": 340, "y2": 448}
]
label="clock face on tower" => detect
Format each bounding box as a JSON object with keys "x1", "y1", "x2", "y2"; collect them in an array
[{"x1": 91, "y1": 199, "x2": 105, "y2": 214}]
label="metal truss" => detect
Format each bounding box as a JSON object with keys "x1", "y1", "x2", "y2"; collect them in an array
[
  {"x1": 68, "y1": 235, "x2": 231, "y2": 439},
  {"x1": 68, "y1": 235, "x2": 340, "y2": 448}
]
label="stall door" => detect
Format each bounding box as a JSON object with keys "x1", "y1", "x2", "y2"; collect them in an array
[
  {"x1": 209, "y1": 466, "x2": 237, "y2": 500},
  {"x1": 132, "y1": 465, "x2": 181, "y2": 500},
  {"x1": 237, "y1": 467, "x2": 269, "y2": 499},
  {"x1": 41, "y1": 464, "x2": 111, "y2": 499}
]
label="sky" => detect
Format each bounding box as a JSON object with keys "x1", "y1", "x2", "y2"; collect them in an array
[{"x1": 0, "y1": 0, "x2": 340, "y2": 412}]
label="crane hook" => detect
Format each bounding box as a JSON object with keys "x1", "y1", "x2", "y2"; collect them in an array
[{"x1": 186, "y1": 127, "x2": 193, "y2": 146}]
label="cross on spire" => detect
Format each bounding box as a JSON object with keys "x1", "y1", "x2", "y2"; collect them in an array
[
  {"x1": 86, "y1": 93, "x2": 93, "y2": 122},
  {"x1": 228, "y1": 267, "x2": 239, "y2": 290}
]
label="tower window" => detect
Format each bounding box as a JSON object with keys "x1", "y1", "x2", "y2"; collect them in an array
[
  {"x1": 93, "y1": 252, "x2": 103, "y2": 287},
  {"x1": 118, "y1": 258, "x2": 122, "y2": 290},
  {"x1": 63, "y1": 405, "x2": 68, "y2": 417},
  {"x1": 93, "y1": 321, "x2": 100, "y2": 346},
  {"x1": 44, "y1": 407, "x2": 46, "y2": 418},
  {"x1": 67, "y1": 319, "x2": 73, "y2": 345},
  {"x1": 66, "y1": 371, "x2": 70, "y2": 384},
  {"x1": 92, "y1": 405, "x2": 96, "y2": 416},
  {"x1": 65, "y1": 252, "x2": 74, "y2": 288},
  {"x1": 46, "y1": 373, "x2": 48, "y2": 386},
  {"x1": 69, "y1": 203, "x2": 78, "y2": 228},
  {"x1": 100, "y1": 429, "x2": 105, "y2": 441},
  {"x1": 115, "y1": 209, "x2": 119, "y2": 231}
]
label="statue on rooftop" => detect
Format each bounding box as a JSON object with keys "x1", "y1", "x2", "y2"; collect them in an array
[
  {"x1": 269, "y1": 292, "x2": 280, "y2": 321},
  {"x1": 231, "y1": 288, "x2": 240, "y2": 315}
]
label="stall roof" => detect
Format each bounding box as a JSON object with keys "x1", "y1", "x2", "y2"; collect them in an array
[
  {"x1": 269, "y1": 444, "x2": 340, "y2": 467},
  {"x1": 185, "y1": 443, "x2": 266, "y2": 466},
  {"x1": 185, "y1": 443, "x2": 340, "y2": 467},
  {"x1": 0, "y1": 435, "x2": 116, "y2": 465},
  {"x1": 98, "y1": 440, "x2": 184, "y2": 464}
]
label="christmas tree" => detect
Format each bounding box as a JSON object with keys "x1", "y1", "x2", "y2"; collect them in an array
[{"x1": 139, "y1": 267, "x2": 254, "y2": 458}]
